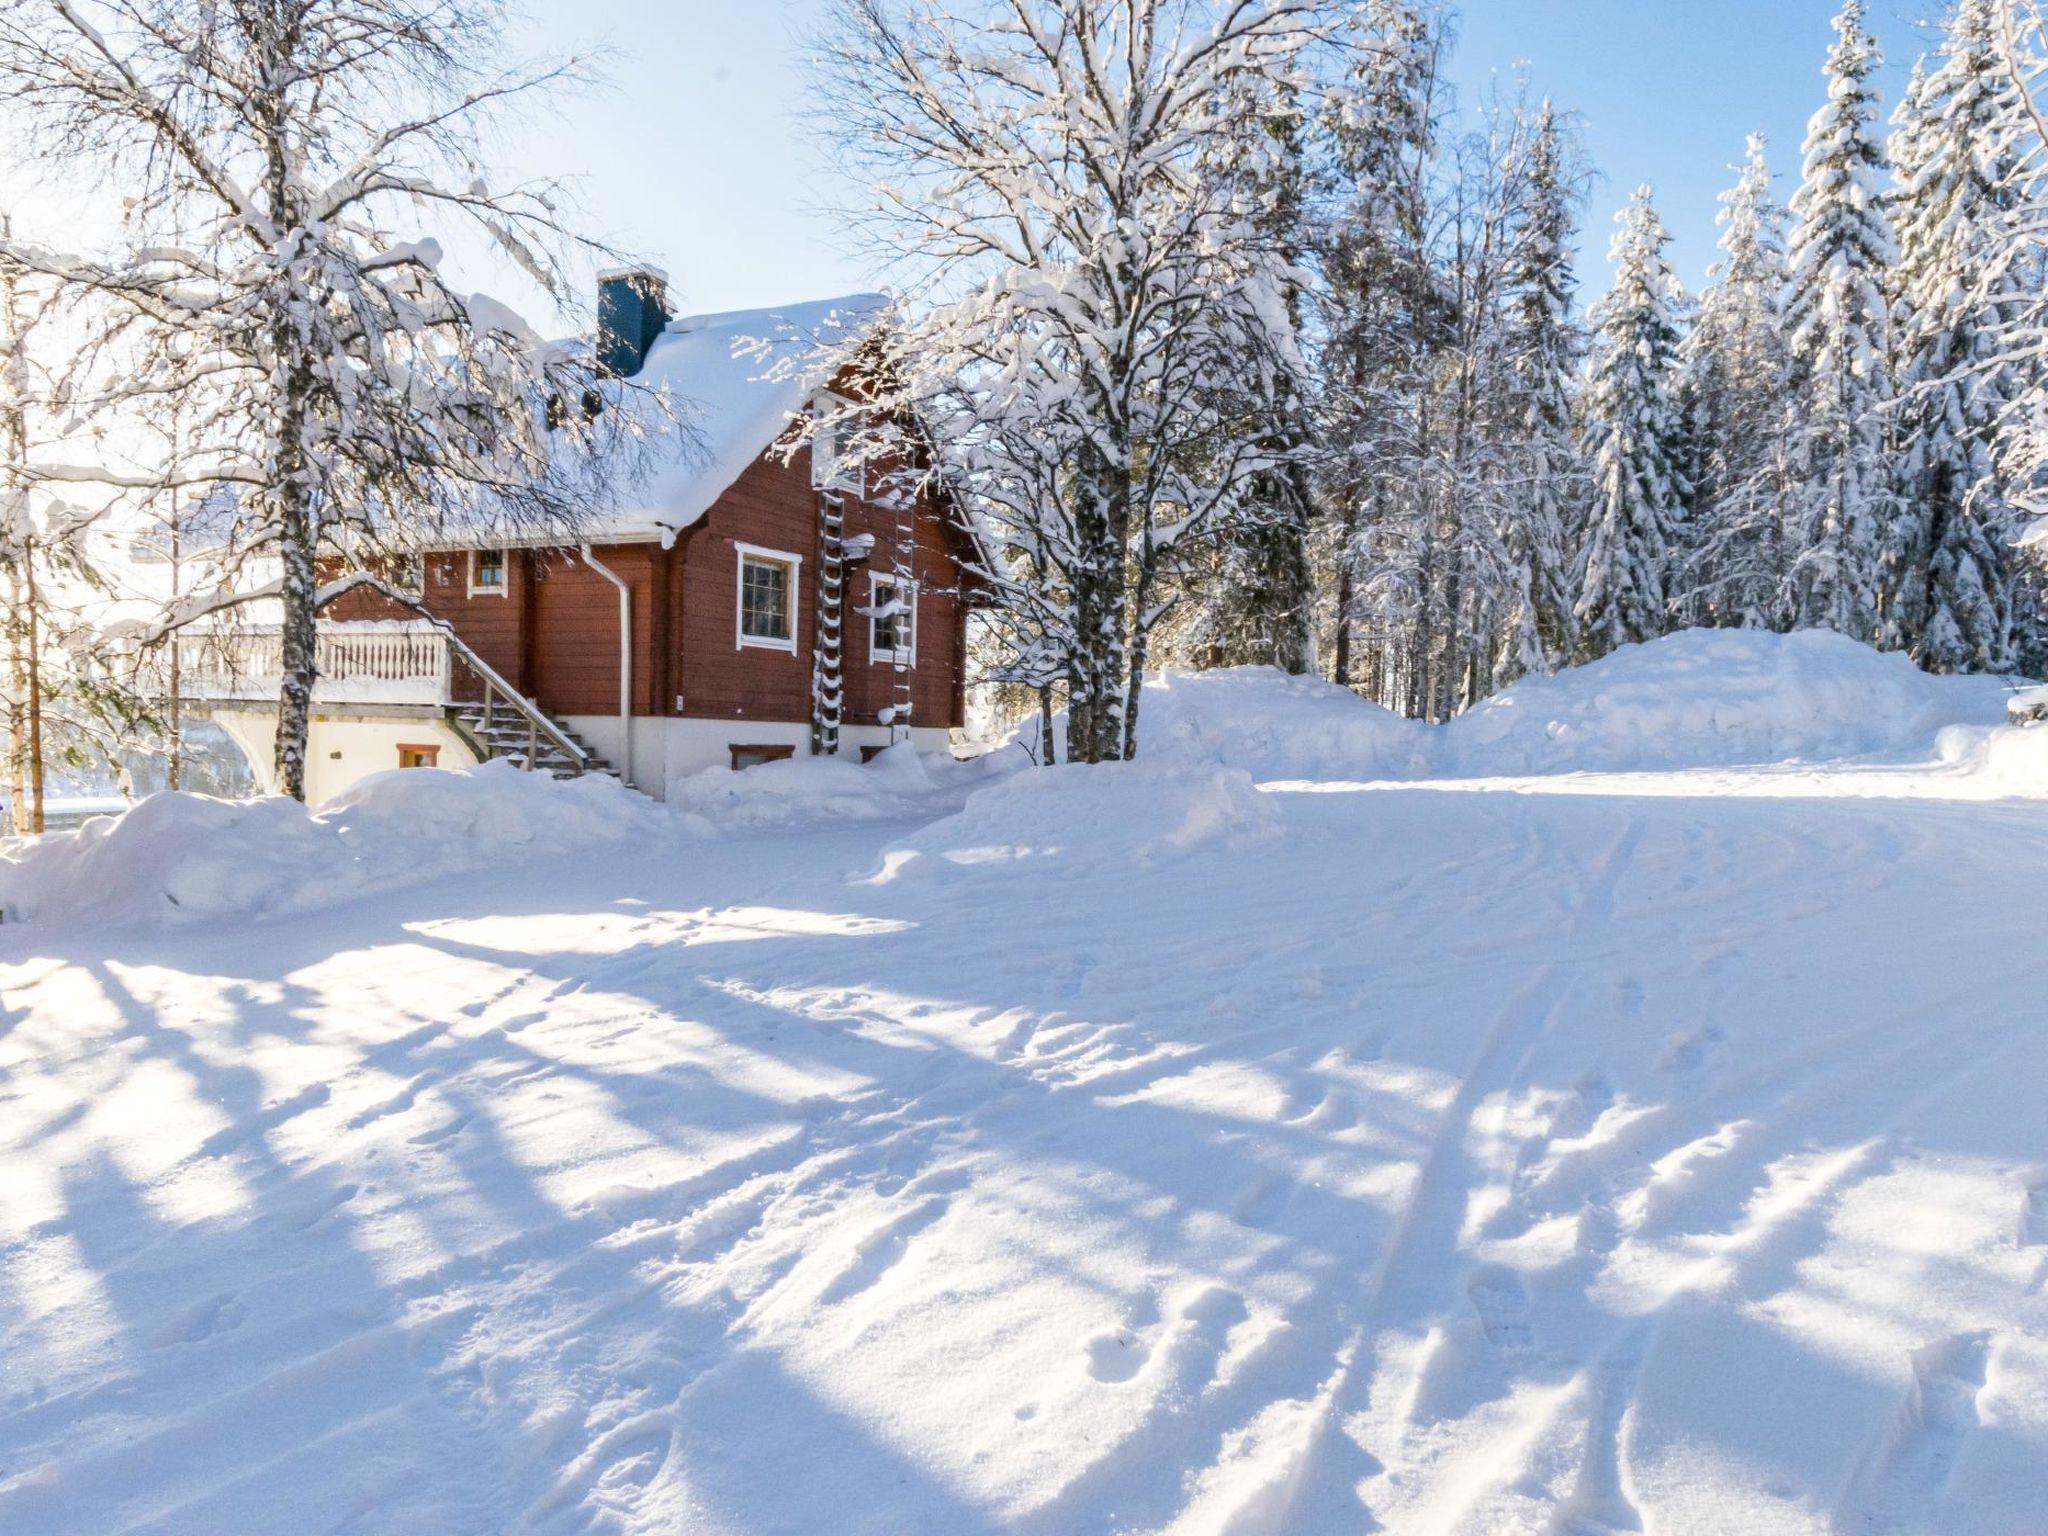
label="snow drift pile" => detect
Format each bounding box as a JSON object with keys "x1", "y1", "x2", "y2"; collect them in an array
[
  {"x1": 877, "y1": 758, "x2": 1279, "y2": 881},
  {"x1": 666, "y1": 741, "x2": 967, "y2": 831},
  {"x1": 1023, "y1": 632, "x2": 2022, "y2": 786},
  {"x1": 1437, "y1": 628, "x2": 2017, "y2": 774},
  {"x1": 0, "y1": 760, "x2": 675, "y2": 928},
  {"x1": 1083, "y1": 666, "x2": 1434, "y2": 781},
  {"x1": 5, "y1": 630, "x2": 2040, "y2": 931}
]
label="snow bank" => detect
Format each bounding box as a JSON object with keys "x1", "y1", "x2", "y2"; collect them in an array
[
  {"x1": 1018, "y1": 635, "x2": 2012, "y2": 787},
  {"x1": 876, "y1": 758, "x2": 1279, "y2": 881},
  {"x1": 1442, "y1": 629, "x2": 2015, "y2": 775},
  {"x1": 667, "y1": 743, "x2": 997, "y2": 831},
  {"x1": 0, "y1": 761, "x2": 676, "y2": 929},
  {"x1": 1936, "y1": 718, "x2": 2048, "y2": 792},
  {"x1": 1112, "y1": 666, "x2": 1434, "y2": 781}
]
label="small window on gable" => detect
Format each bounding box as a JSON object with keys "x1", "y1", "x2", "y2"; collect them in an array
[
  {"x1": 867, "y1": 572, "x2": 916, "y2": 667},
  {"x1": 810, "y1": 395, "x2": 864, "y2": 496},
  {"x1": 397, "y1": 743, "x2": 440, "y2": 768},
  {"x1": 470, "y1": 548, "x2": 507, "y2": 597},
  {"x1": 736, "y1": 544, "x2": 801, "y2": 652}
]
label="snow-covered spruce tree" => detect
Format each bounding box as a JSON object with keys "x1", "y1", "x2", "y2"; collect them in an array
[
  {"x1": 1403, "y1": 90, "x2": 1579, "y2": 719},
  {"x1": 1784, "y1": 0, "x2": 1900, "y2": 643},
  {"x1": 1886, "y1": 0, "x2": 2028, "y2": 671},
  {"x1": 1978, "y1": 0, "x2": 2048, "y2": 667},
  {"x1": 1179, "y1": 77, "x2": 1319, "y2": 677},
  {"x1": 1679, "y1": 134, "x2": 1797, "y2": 631},
  {"x1": 1575, "y1": 186, "x2": 1687, "y2": 660},
  {"x1": 0, "y1": 0, "x2": 619, "y2": 800},
  {"x1": 1492, "y1": 99, "x2": 1585, "y2": 680},
  {"x1": 817, "y1": 0, "x2": 1353, "y2": 763},
  {"x1": 1318, "y1": 0, "x2": 1446, "y2": 699},
  {"x1": 1319, "y1": 20, "x2": 1594, "y2": 717}
]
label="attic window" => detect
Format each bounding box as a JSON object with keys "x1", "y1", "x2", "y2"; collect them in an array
[{"x1": 811, "y1": 395, "x2": 863, "y2": 496}]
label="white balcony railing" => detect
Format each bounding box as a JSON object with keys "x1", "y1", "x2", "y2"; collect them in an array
[{"x1": 173, "y1": 621, "x2": 452, "y2": 706}]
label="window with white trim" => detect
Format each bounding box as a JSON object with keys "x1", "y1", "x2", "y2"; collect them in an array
[
  {"x1": 867, "y1": 572, "x2": 916, "y2": 667},
  {"x1": 736, "y1": 544, "x2": 801, "y2": 652},
  {"x1": 469, "y1": 548, "x2": 507, "y2": 596},
  {"x1": 810, "y1": 394, "x2": 864, "y2": 495}
]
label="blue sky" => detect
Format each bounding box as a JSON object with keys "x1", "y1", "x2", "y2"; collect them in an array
[{"x1": 506, "y1": 0, "x2": 1942, "y2": 323}]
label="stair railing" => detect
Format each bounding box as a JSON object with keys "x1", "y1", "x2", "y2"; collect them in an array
[
  {"x1": 440, "y1": 631, "x2": 589, "y2": 770},
  {"x1": 161, "y1": 576, "x2": 593, "y2": 773}
]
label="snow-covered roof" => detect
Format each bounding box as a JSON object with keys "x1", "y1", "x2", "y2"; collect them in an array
[{"x1": 589, "y1": 292, "x2": 891, "y2": 545}]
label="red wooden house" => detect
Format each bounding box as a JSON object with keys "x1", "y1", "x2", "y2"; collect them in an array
[{"x1": 193, "y1": 274, "x2": 986, "y2": 804}]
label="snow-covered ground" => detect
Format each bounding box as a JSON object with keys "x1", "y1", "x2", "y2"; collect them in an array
[{"x1": 3, "y1": 632, "x2": 2046, "y2": 1534}]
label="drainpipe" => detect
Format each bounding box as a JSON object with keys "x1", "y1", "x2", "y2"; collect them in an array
[{"x1": 580, "y1": 545, "x2": 633, "y2": 786}]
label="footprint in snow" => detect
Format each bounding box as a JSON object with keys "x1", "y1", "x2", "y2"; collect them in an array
[
  {"x1": 1280, "y1": 1085, "x2": 1357, "y2": 1133},
  {"x1": 814, "y1": 1196, "x2": 949, "y2": 1305},
  {"x1": 1838, "y1": 1331, "x2": 1992, "y2": 1535},
  {"x1": 1084, "y1": 1286, "x2": 1246, "y2": 1393},
  {"x1": 1234, "y1": 1172, "x2": 1296, "y2": 1230},
  {"x1": 1658, "y1": 1023, "x2": 1726, "y2": 1080},
  {"x1": 196, "y1": 1083, "x2": 331, "y2": 1159},
  {"x1": 286, "y1": 1182, "x2": 360, "y2": 1231},
  {"x1": 1086, "y1": 1329, "x2": 1147, "y2": 1383},
  {"x1": 147, "y1": 1291, "x2": 247, "y2": 1349},
  {"x1": 1465, "y1": 1263, "x2": 1534, "y2": 1352},
  {"x1": 2018, "y1": 1167, "x2": 2048, "y2": 1251},
  {"x1": 408, "y1": 1109, "x2": 475, "y2": 1147}
]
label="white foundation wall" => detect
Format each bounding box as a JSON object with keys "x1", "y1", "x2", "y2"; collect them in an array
[
  {"x1": 209, "y1": 710, "x2": 481, "y2": 806},
  {"x1": 561, "y1": 715, "x2": 951, "y2": 800},
  {"x1": 214, "y1": 706, "x2": 948, "y2": 805}
]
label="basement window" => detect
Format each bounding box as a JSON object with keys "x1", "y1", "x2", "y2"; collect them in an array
[
  {"x1": 469, "y1": 548, "x2": 507, "y2": 597},
  {"x1": 730, "y1": 744, "x2": 796, "y2": 772},
  {"x1": 736, "y1": 543, "x2": 801, "y2": 653}
]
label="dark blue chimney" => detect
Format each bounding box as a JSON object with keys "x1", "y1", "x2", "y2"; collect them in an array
[{"x1": 596, "y1": 266, "x2": 672, "y2": 378}]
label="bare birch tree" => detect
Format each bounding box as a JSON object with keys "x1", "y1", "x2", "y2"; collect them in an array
[{"x1": 0, "y1": 0, "x2": 627, "y2": 799}]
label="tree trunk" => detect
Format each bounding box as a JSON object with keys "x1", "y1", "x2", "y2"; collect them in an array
[
  {"x1": 273, "y1": 479, "x2": 318, "y2": 801},
  {"x1": 4, "y1": 589, "x2": 24, "y2": 836},
  {"x1": 24, "y1": 545, "x2": 40, "y2": 833},
  {"x1": 166, "y1": 470, "x2": 184, "y2": 791},
  {"x1": 1332, "y1": 495, "x2": 1358, "y2": 688},
  {"x1": 261, "y1": 82, "x2": 319, "y2": 802},
  {"x1": 1120, "y1": 548, "x2": 1161, "y2": 763},
  {"x1": 1067, "y1": 439, "x2": 1128, "y2": 765}
]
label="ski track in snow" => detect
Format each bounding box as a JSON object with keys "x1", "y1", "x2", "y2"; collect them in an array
[{"x1": 2, "y1": 761, "x2": 2048, "y2": 1533}]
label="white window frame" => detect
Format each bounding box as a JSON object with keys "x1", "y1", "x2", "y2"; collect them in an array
[
  {"x1": 810, "y1": 393, "x2": 864, "y2": 497},
  {"x1": 866, "y1": 570, "x2": 917, "y2": 668},
  {"x1": 468, "y1": 547, "x2": 508, "y2": 598},
  {"x1": 735, "y1": 542, "x2": 803, "y2": 654}
]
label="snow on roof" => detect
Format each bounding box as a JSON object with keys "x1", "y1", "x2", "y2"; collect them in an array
[{"x1": 593, "y1": 292, "x2": 891, "y2": 544}]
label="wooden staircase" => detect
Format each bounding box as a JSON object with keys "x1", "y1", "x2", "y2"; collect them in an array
[
  {"x1": 423, "y1": 618, "x2": 622, "y2": 784},
  {"x1": 447, "y1": 702, "x2": 616, "y2": 780}
]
